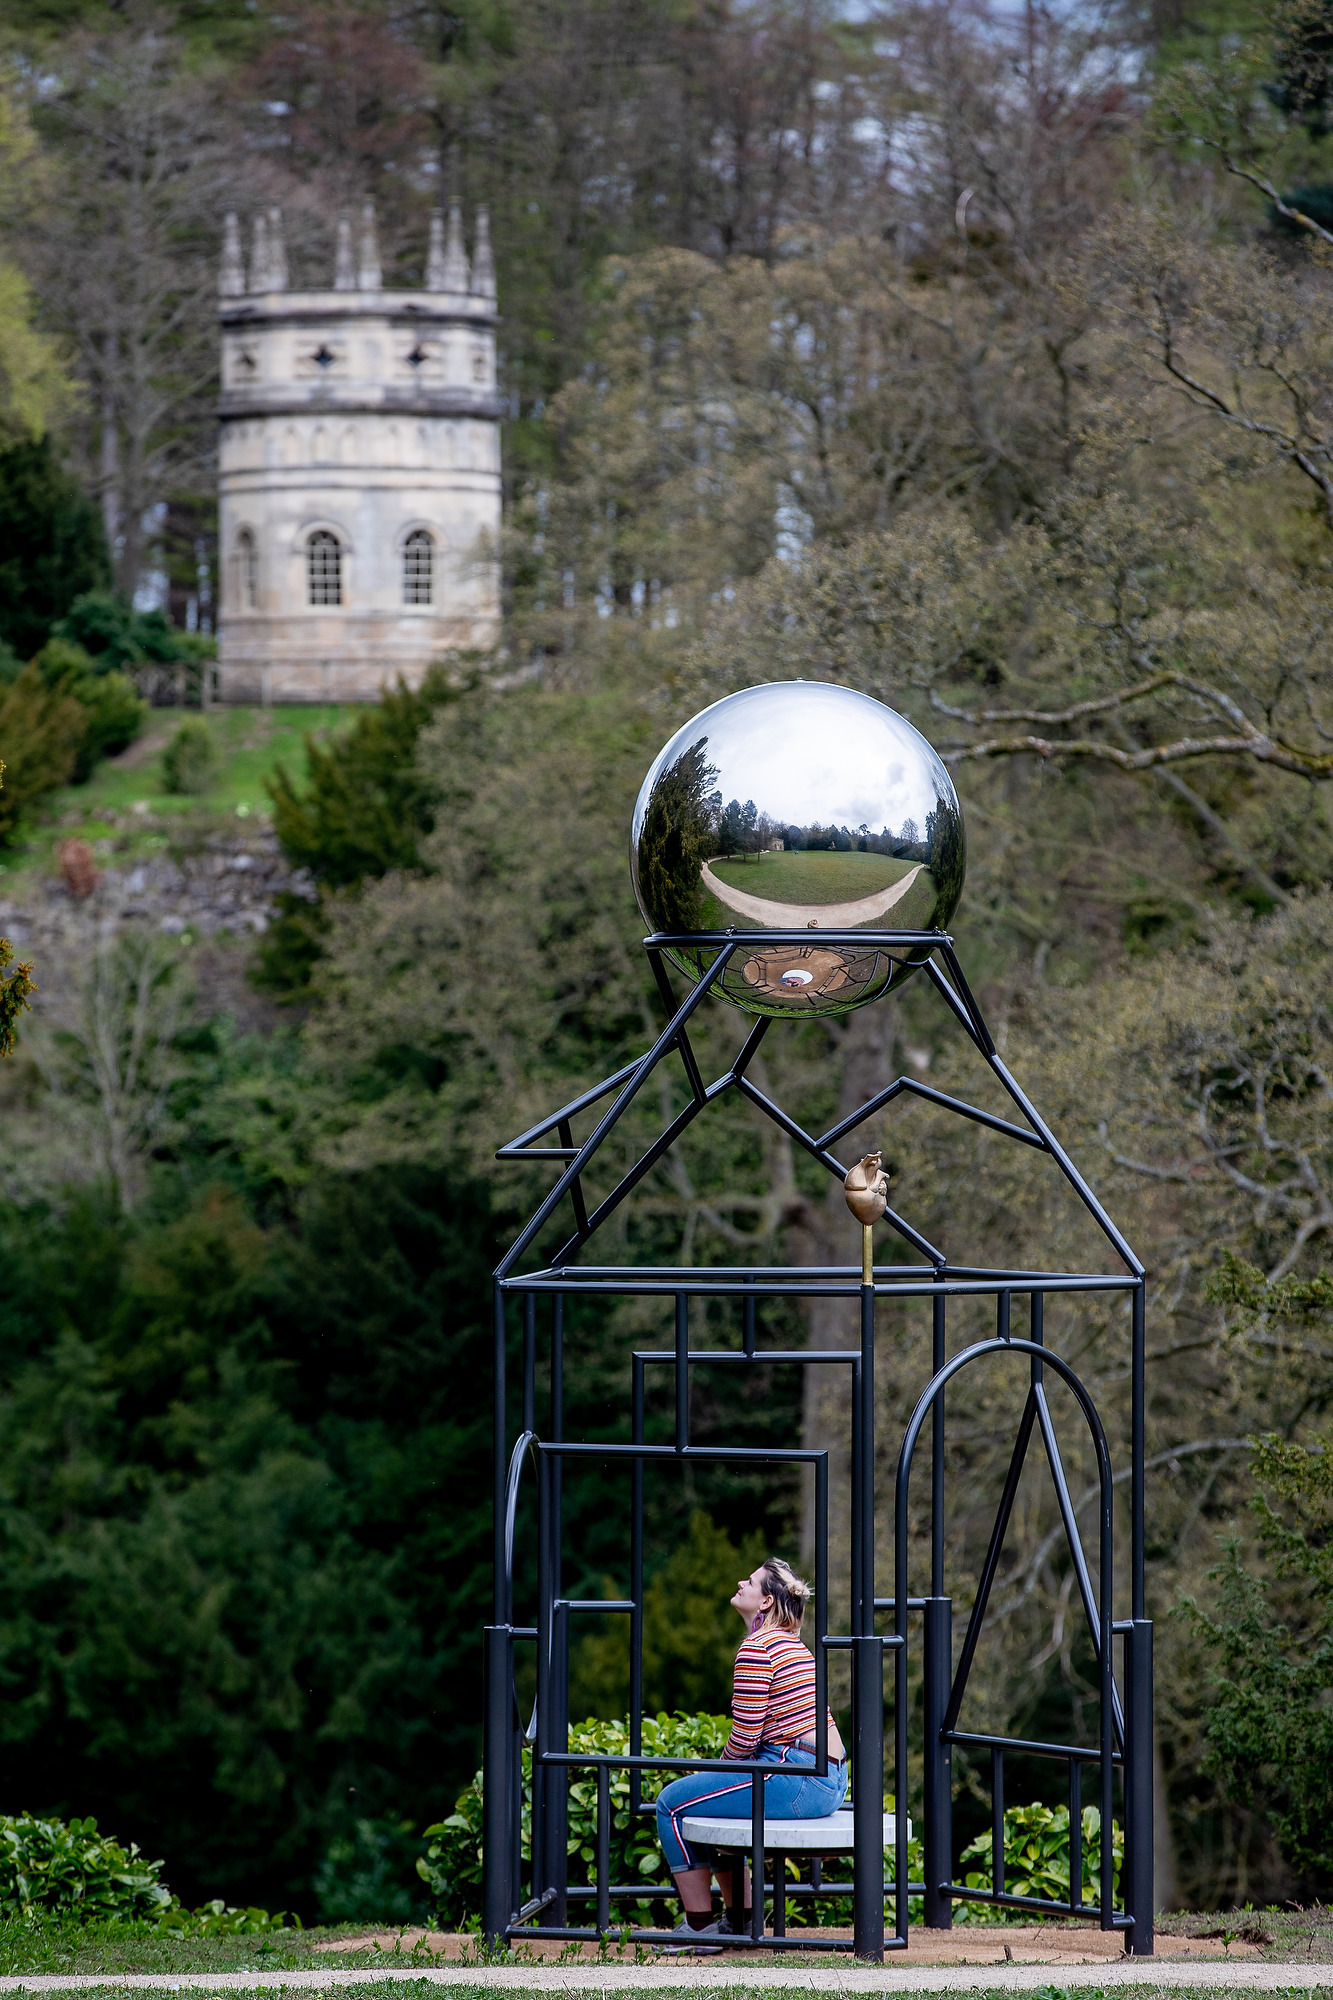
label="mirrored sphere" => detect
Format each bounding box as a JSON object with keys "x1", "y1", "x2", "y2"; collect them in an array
[{"x1": 630, "y1": 682, "x2": 966, "y2": 1016}]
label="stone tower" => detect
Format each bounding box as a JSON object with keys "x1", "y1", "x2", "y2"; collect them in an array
[{"x1": 216, "y1": 203, "x2": 501, "y2": 704}]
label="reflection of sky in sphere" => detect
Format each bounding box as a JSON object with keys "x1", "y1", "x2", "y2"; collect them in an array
[{"x1": 641, "y1": 682, "x2": 952, "y2": 835}]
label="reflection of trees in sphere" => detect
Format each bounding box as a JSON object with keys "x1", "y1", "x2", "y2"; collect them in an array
[{"x1": 631, "y1": 683, "x2": 966, "y2": 1017}]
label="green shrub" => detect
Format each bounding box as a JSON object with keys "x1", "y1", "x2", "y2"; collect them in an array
[
  {"x1": 54, "y1": 591, "x2": 183, "y2": 672},
  {"x1": 155, "y1": 1899, "x2": 295, "y2": 1937},
  {"x1": 161, "y1": 718, "x2": 218, "y2": 796},
  {"x1": 0, "y1": 662, "x2": 86, "y2": 841},
  {"x1": 0, "y1": 1814, "x2": 170, "y2": 1922},
  {"x1": 959, "y1": 1802, "x2": 1122, "y2": 1916},
  {"x1": 0, "y1": 1813, "x2": 295, "y2": 1933},
  {"x1": 36, "y1": 638, "x2": 147, "y2": 779}
]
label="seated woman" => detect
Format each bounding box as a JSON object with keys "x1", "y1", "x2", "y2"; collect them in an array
[{"x1": 654, "y1": 1555, "x2": 847, "y2": 1946}]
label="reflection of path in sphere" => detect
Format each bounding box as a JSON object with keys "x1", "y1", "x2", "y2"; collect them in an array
[{"x1": 701, "y1": 859, "x2": 926, "y2": 928}]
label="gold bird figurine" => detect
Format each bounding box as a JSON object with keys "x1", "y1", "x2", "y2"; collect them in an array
[{"x1": 843, "y1": 1152, "x2": 889, "y2": 1225}]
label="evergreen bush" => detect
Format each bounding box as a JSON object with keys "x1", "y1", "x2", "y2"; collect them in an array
[{"x1": 161, "y1": 718, "x2": 218, "y2": 796}]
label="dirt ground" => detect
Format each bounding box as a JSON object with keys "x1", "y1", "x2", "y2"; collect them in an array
[{"x1": 311, "y1": 1925, "x2": 1265, "y2": 1968}]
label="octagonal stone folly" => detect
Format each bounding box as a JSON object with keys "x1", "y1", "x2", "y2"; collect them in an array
[{"x1": 215, "y1": 203, "x2": 502, "y2": 704}]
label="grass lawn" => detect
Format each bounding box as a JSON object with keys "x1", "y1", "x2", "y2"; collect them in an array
[
  {"x1": 709, "y1": 849, "x2": 917, "y2": 905},
  {"x1": 1, "y1": 707, "x2": 353, "y2": 880},
  {"x1": 2, "y1": 1907, "x2": 1329, "y2": 1979}
]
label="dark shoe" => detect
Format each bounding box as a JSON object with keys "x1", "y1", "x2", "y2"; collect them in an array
[{"x1": 657, "y1": 1915, "x2": 736, "y2": 1957}]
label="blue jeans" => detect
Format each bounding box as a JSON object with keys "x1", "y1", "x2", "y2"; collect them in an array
[{"x1": 656, "y1": 1742, "x2": 848, "y2": 1872}]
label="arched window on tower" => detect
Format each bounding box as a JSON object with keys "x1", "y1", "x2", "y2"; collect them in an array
[
  {"x1": 235, "y1": 529, "x2": 259, "y2": 611},
  {"x1": 308, "y1": 530, "x2": 342, "y2": 607},
  {"x1": 403, "y1": 529, "x2": 434, "y2": 606}
]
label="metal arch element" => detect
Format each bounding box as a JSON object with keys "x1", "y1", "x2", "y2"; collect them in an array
[
  {"x1": 503, "y1": 1428, "x2": 540, "y2": 1617},
  {"x1": 482, "y1": 930, "x2": 1155, "y2": 1961},
  {"x1": 894, "y1": 1339, "x2": 1118, "y2": 1938}
]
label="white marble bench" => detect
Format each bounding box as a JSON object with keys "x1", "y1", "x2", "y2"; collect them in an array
[{"x1": 678, "y1": 1807, "x2": 910, "y2": 1939}]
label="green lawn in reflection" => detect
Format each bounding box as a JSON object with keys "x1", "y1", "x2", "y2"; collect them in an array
[{"x1": 707, "y1": 848, "x2": 918, "y2": 904}]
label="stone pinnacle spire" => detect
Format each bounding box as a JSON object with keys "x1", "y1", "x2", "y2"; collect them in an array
[
  {"x1": 358, "y1": 202, "x2": 381, "y2": 290},
  {"x1": 267, "y1": 207, "x2": 288, "y2": 291},
  {"x1": 442, "y1": 200, "x2": 470, "y2": 291},
  {"x1": 335, "y1": 214, "x2": 356, "y2": 290},
  {"x1": 426, "y1": 210, "x2": 447, "y2": 289},
  {"x1": 251, "y1": 212, "x2": 269, "y2": 292},
  {"x1": 471, "y1": 206, "x2": 496, "y2": 300},
  {"x1": 220, "y1": 212, "x2": 245, "y2": 296}
]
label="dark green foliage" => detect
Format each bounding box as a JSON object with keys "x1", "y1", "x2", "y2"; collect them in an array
[
  {"x1": 0, "y1": 439, "x2": 110, "y2": 662},
  {"x1": 249, "y1": 894, "x2": 325, "y2": 1003},
  {"x1": 0, "y1": 1165, "x2": 503, "y2": 1915},
  {"x1": 1187, "y1": 1431, "x2": 1333, "y2": 1883},
  {"x1": 161, "y1": 718, "x2": 218, "y2": 795},
  {"x1": 312, "y1": 1818, "x2": 426, "y2": 1925},
  {"x1": 1271, "y1": 181, "x2": 1333, "y2": 232},
  {"x1": 254, "y1": 669, "x2": 457, "y2": 999},
  {"x1": 1185, "y1": 1254, "x2": 1333, "y2": 1886},
  {"x1": 0, "y1": 662, "x2": 87, "y2": 839},
  {"x1": 35, "y1": 637, "x2": 147, "y2": 779},
  {"x1": 0, "y1": 934, "x2": 34, "y2": 1056},
  {"x1": 1271, "y1": 0, "x2": 1333, "y2": 135},
  {"x1": 54, "y1": 592, "x2": 189, "y2": 673},
  {"x1": 266, "y1": 672, "x2": 454, "y2": 888}
]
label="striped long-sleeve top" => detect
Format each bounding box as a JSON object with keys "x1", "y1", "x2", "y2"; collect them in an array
[{"x1": 723, "y1": 1625, "x2": 833, "y2": 1759}]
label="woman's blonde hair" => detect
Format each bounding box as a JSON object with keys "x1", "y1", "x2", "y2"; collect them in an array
[{"x1": 756, "y1": 1556, "x2": 812, "y2": 1632}]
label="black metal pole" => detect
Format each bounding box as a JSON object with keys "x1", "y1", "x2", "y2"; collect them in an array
[
  {"x1": 991, "y1": 1747, "x2": 1005, "y2": 1902},
  {"x1": 850, "y1": 1359, "x2": 863, "y2": 1638},
  {"x1": 549, "y1": 1292, "x2": 567, "y2": 1924},
  {"x1": 854, "y1": 1254, "x2": 883, "y2": 1957},
  {"x1": 1125, "y1": 1619, "x2": 1155, "y2": 1955},
  {"x1": 523, "y1": 1293, "x2": 536, "y2": 1436},
  {"x1": 922, "y1": 1596, "x2": 953, "y2": 1929},
  {"x1": 596, "y1": 1762, "x2": 611, "y2": 1938},
  {"x1": 931, "y1": 1290, "x2": 946, "y2": 1596},
  {"x1": 534, "y1": 1451, "x2": 552, "y2": 1901},
  {"x1": 1132, "y1": 1282, "x2": 1146, "y2": 1620},
  {"x1": 482, "y1": 1623, "x2": 513, "y2": 1943},
  {"x1": 493, "y1": 1283, "x2": 507, "y2": 1622},
  {"x1": 549, "y1": 1599, "x2": 569, "y2": 1926},
  {"x1": 852, "y1": 1633, "x2": 884, "y2": 1960},
  {"x1": 630, "y1": 1354, "x2": 645, "y2": 1815},
  {"x1": 751, "y1": 1768, "x2": 765, "y2": 1943}
]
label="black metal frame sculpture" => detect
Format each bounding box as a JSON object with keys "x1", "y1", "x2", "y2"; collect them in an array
[{"x1": 483, "y1": 928, "x2": 1153, "y2": 1960}]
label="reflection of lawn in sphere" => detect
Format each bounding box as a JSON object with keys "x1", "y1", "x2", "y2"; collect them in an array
[{"x1": 709, "y1": 848, "x2": 919, "y2": 904}]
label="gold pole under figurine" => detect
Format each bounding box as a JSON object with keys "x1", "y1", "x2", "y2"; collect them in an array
[{"x1": 843, "y1": 1151, "x2": 890, "y2": 1278}]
